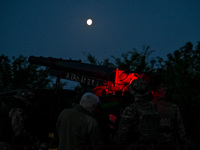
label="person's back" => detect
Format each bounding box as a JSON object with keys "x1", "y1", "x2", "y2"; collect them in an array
[
  {"x1": 56, "y1": 92, "x2": 104, "y2": 150},
  {"x1": 152, "y1": 87, "x2": 188, "y2": 150},
  {"x1": 112, "y1": 79, "x2": 160, "y2": 150}
]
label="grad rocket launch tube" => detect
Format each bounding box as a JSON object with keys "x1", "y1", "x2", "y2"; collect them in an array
[{"x1": 28, "y1": 56, "x2": 116, "y2": 81}]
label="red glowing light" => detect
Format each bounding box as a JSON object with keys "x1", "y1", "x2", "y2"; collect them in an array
[{"x1": 109, "y1": 114, "x2": 117, "y2": 123}]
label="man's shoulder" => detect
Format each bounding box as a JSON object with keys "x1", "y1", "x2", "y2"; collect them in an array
[
  {"x1": 124, "y1": 101, "x2": 155, "y2": 110},
  {"x1": 136, "y1": 100, "x2": 157, "y2": 108},
  {"x1": 58, "y1": 108, "x2": 74, "y2": 117},
  {"x1": 61, "y1": 108, "x2": 74, "y2": 113}
]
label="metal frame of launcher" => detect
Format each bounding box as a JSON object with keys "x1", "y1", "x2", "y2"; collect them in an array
[{"x1": 28, "y1": 56, "x2": 148, "y2": 97}]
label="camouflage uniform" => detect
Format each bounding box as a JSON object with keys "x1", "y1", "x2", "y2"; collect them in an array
[
  {"x1": 112, "y1": 79, "x2": 159, "y2": 150},
  {"x1": 153, "y1": 98, "x2": 188, "y2": 150},
  {"x1": 113, "y1": 100, "x2": 159, "y2": 150},
  {"x1": 152, "y1": 87, "x2": 188, "y2": 150}
]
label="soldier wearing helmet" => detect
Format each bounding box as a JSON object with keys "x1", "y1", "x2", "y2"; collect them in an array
[{"x1": 112, "y1": 79, "x2": 160, "y2": 150}]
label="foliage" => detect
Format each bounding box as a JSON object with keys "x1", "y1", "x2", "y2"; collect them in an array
[
  {"x1": 86, "y1": 41, "x2": 200, "y2": 148},
  {"x1": 156, "y1": 42, "x2": 200, "y2": 146},
  {"x1": 0, "y1": 55, "x2": 53, "y2": 92},
  {"x1": 85, "y1": 53, "x2": 116, "y2": 68},
  {"x1": 0, "y1": 55, "x2": 12, "y2": 91},
  {"x1": 112, "y1": 45, "x2": 155, "y2": 72},
  {"x1": 86, "y1": 45, "x2": 155, "y2": 72}
]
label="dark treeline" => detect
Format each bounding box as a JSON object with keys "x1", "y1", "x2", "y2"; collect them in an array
[
  {"x1": 0, "y1": 41, "x2": 200, "y2": 149},
  {"x1": 0, "y1": 55, "x2": 53, "y2": 91},
  {"x1": 86, "y1": 41, "x2": 200, "y2": 149}
]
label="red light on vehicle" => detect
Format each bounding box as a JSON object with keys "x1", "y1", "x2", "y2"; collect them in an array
[
  {"x1": 119, "y1": 72, "x2": 128, "y2": 81},
  {"x1": 115, "y1": 68, "x2": 129, "y2": 84},
  {"x1": 115, "y1": 68, "x2": 138, "y2": 85},
  {"x1": 109, "y1": 114, "x2": 117, "y2": 123}
]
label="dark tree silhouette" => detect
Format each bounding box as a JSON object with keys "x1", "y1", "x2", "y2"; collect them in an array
[
  {"x1": 85, "y1": 42, "x2": 200, "y2": 149},
  {"x1": 0, "y1": 55, "x2": 53, "y2": 92},
  {"x1": 85, "y1": 45, "x2": 155, "y2": 72},
  {"x1": 0, "y1": 55, "x2": 12, "y2": 91}
]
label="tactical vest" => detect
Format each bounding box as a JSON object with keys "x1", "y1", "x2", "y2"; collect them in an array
[{"x1": 135, "y1": 103, "x2": 160, "y2": 143}]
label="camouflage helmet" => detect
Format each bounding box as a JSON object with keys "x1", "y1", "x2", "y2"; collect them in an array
[{"x1": 129, "y1": 79, "x2": 150, "y2": 97}]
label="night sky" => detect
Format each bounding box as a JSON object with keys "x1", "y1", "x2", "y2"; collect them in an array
[{"x1": 1, "y1": 0, "x2": 200, "y2": 62}]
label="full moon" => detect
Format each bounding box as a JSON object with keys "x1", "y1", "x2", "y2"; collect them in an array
[{"x1": 86, "y1": 19, "x2": 93, "y2": 26}]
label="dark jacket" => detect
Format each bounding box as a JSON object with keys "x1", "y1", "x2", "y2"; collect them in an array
[{"x1": 56, "y1": 105, "x2": 104, "y2": 150}]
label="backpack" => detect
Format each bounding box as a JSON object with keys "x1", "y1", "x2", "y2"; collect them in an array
[{"x1": 135, "y1": 103, "x2": 160, "y2": 143}]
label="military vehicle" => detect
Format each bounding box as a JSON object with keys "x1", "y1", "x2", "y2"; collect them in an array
[{"x1": 0, "y1": 56, "x2": 157, "y2": 150}]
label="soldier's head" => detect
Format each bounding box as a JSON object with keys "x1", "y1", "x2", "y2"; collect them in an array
[
  {"x1": 79, "y1": 92, "x2": 100, "y2": 113},
  {"x1": 129, "y1": 79, "x2": 150, "y2": 98},
  {"x1": 152, "y1": 85, "x2": 173, "y2": 102},
  {"x1": 152, "y1": 85, "x2": 167, "y2": 101}
]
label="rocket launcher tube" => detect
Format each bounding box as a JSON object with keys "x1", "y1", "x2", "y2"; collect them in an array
[{"x1": 28, "y1": 56, "x2": 116, "y2": 81}]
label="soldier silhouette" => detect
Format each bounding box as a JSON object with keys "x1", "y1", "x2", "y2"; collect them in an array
[
  {"x1": 152, "y1": 86, "x2": 188, "y2": 150},
  {"x1": 112, "y1": 79, "x2": 160, "y2": 150}
]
